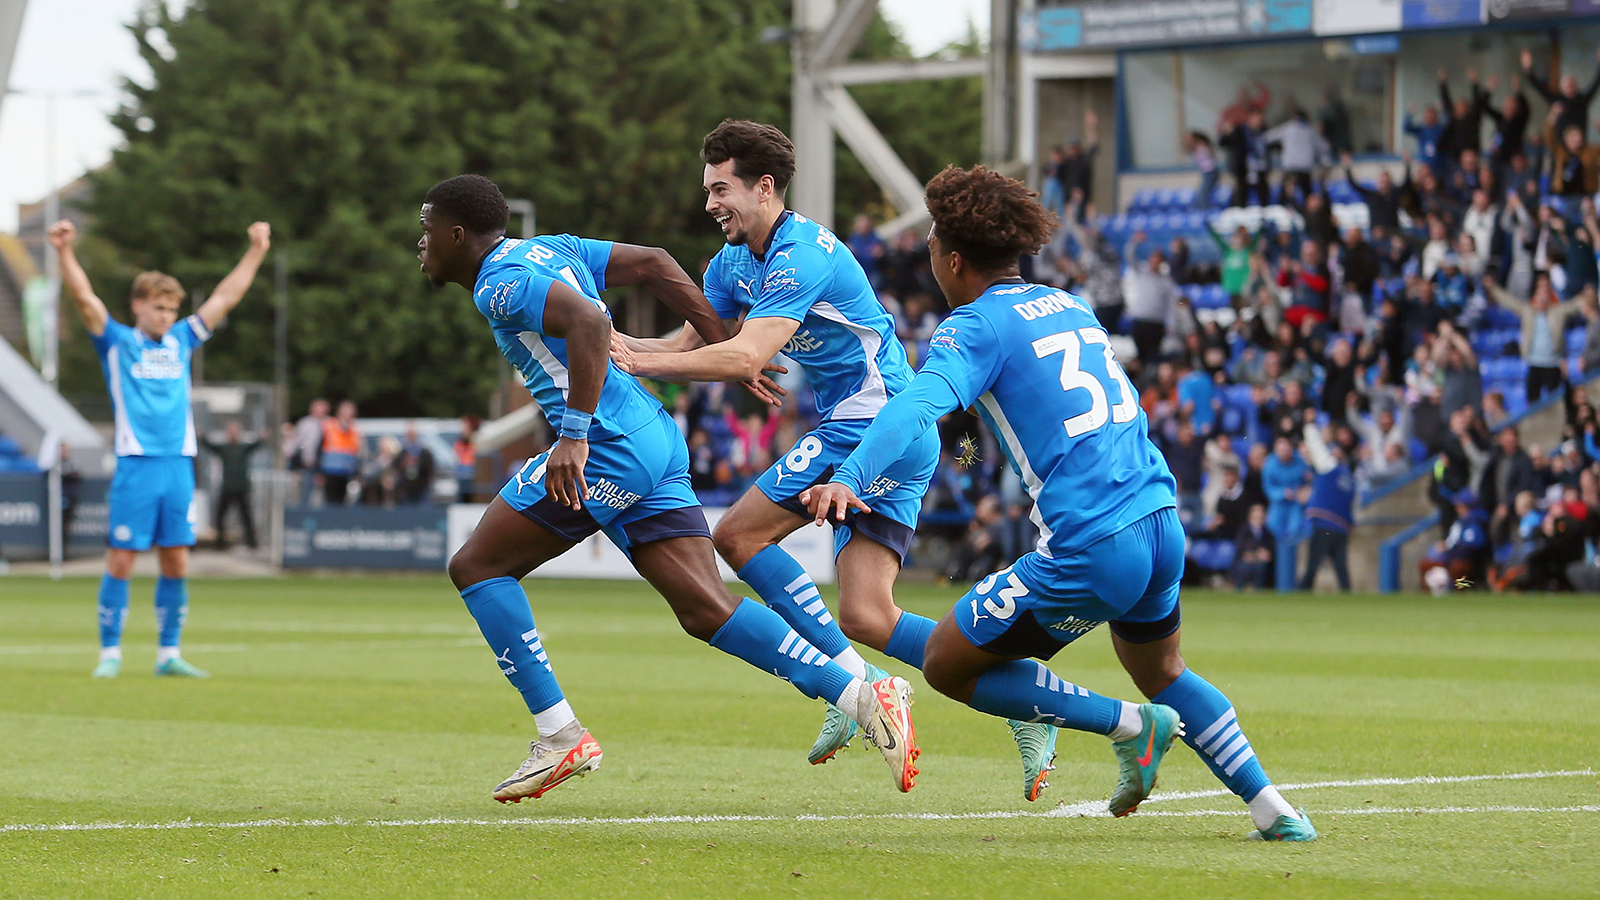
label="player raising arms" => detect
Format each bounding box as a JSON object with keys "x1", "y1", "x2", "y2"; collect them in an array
[
  {"x1": 418, "y1": 175, "x2": 916, "y2": 802},
  {"x1": 611, "y1": 120, "x2": 1058, "y2": 800},
  {"x1": 49, "y1": 219, "x2": 271, "y2": 679},
  {"x1": 803, "y1": 166, "x2": 1316, "y2": 839}
]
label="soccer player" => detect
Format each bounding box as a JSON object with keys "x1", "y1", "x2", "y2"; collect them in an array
[
  {"x1": 417, "y1": 175, "x2": 916, "y2": 802},
  {"x1": 49, "y1": 218, "x2": 272, "y2": 679},
  {"x1": 610, "y1": 120, "x2": 1057, "y2": 800},
  {"x1": 803, "y1": 166, "x2": 1317, "y2": 840}
]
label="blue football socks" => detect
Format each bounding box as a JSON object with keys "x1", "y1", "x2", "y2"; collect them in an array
[
  {"x1": 460, "y1": 577, "x2": 566, "y2": 716},
  {"x1": 967, "y1": 658, "x2": 1122, "y2": 735},
  {"x1": 153, "y1": 576, "x2": 188, "y2": 648},
  {"x1": 884, "y1": 611, "x2": 937, "y2": 669},
  {"x1": 710, "y1": 598, "x2": 855, "y2": 705},
  {"x1": 1153, "y1": 668, "x2": 1271, "y2": 801},
  {"x1": 737, "y1": 545, "x2": 855, "y2": 662},
  {"x1": 97, "y1": 574, "x2": 130, "y2": 649}
]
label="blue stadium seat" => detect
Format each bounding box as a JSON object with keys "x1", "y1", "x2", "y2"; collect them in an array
[
  {"x1": 1212, "y1": 184, "x2": 1232, "y2": 208},
  {"x1": 1174, "y1": 187, "x2": 1197, "y2": 208},
  {"x1": 1132, "y1": 189, "x2": 1158, "y2": 211}
]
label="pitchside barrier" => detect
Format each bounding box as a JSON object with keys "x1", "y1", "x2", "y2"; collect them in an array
[
  {"x1": 279, "y1": 503, "x2": 837, "y2": 584},
  {"x1": 0, "y1": 474, "x2": 115, "y2": 559}
]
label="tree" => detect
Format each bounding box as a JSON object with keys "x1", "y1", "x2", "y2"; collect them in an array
[
  {"x1": 80, "y1": 0, "x2": 789, "y2": 416},
  {"x1": 72, "y1": 0, "x2": 977, "y2": 417}
]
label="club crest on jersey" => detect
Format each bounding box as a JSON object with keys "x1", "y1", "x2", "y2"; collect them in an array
[
  {"x1": 783, "y1": 330, "x2": 824, "y2": 354},
  {"x1": 130, "y1": 346, "x2": 184, "y2": 380}
]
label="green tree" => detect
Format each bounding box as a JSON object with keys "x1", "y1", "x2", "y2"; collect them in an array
[
  {"x1": 80, "y1": 0, "x2": 789, "y2": 416},
  {"x1": 71, "y1": 0, "x2": 977, "y2": 417}
]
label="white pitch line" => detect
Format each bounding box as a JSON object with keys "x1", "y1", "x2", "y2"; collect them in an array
[
  {"x1": 1, "y1": 770, "x2": 1593, "y2": 834},
  {"x1": 0, "y1": 638, "x2": 484, "y2": 657}
]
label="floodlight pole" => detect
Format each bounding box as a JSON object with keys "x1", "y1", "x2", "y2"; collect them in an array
[{"x1": 506, "y1": 199, "x2": 536, "y2": 238}]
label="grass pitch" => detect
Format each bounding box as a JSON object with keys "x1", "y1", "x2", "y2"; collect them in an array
[{"x1": 1, "y1": 575, "x2": 1597, "y2": 899}]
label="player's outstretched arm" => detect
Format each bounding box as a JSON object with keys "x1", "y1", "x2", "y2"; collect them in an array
[
  {"x1": 48, "y1": 221, "x2": 109, "y2": 337},
  {"x1": 604, "y1": 243, "x2": 732, "y2": 347},
  {"x1": 195, "y1": 222, "x2": 271, "y2": 330},
  {"x1": 617, "y1": 315, "x2": 797, "y2": 384},
  {"x1": 540, "y1": 279, "x2": 612, "y2": 510}
]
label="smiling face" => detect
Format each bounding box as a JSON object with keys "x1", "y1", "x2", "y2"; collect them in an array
[{"x1": 703, "y1": 160, "x2": 770, "y2": 247}]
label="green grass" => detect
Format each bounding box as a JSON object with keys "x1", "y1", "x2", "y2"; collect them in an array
[{"x1": 1, "y1": 575, "x2": 1597, "y2": 899}]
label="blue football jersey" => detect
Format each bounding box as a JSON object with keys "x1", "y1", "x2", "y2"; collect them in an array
[
  {"x1": 475, "y1": 235, "x2": 661, "y2": 440},
  {"x1": 703, "y1": 211, "x2": 910, "y2": 421},
  {"x1": 93, "y1": 315, "x2": 211, "y2": 458},
  {"x1": 918, "y1": 282, "x2": 1176, "y2": 558}
]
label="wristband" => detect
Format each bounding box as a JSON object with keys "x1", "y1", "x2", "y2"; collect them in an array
[{"x1": 559, "y1": 408, "x2": 592, "y2": 440}]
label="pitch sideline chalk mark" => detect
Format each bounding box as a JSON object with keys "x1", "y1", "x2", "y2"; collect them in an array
[{"x1": 1, "y1": 769, "x2": 1592, "y2": 834}]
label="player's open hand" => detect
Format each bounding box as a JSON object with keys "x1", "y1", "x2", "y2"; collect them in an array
[
  {"x1": 609, "y1": 333, "x2": 638, "y2": 373},
  {"x1": 47, "y1": 220, "x2": 77, "y2": 250},
  {"x1": 741, "y1": 363, "x2": 788, "y2": 407},
  {"x1": 545, "y1": 437, "x2": 591, "y2": 511},
  {"x1": 799, "y1": 481, "x2": 870, "y2": 526}
]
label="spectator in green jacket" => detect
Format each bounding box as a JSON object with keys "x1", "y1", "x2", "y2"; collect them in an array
[
  {"x1": 1206, "y1": 221, "x2": 1255, "y2": 299},
  {"x1": 201, "y1": 422, "x2": 265, "y2": 550}
]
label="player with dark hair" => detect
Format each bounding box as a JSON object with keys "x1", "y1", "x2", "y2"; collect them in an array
[
  {"x1": 418, "y1": 174, "x2": 916, "y2": 802},
  {"x1": 50, "y1": 218, "x2": 271, "y2": 680},
  {"x1": 611, "y1": 121, "x2": 1057, "y2": 800},
  {"x1": 803, "y1": 166, "x2": 1316, "y2": 839}
]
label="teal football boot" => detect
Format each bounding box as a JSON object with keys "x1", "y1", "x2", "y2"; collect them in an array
[
  {"x1": 1109, "y1": 703, "x2": 1183, "y2": 817},
  {"x1": 1249, "y1": 809, "x2": 1319, "y2": 842}
]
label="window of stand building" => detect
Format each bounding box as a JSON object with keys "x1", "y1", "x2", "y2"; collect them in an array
[{"x1": 1119, "y1": 29, "x2": 1600, "y2": 172}]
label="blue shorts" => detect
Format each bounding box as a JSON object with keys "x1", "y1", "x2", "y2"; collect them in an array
[
  {"x1": 956, "y1": 506, "x2": 1184, "y2": 660},
  {"x1": 499, "y1": 408, "x2": 710, "y2": 557},
  {"x1": 107, "y1": 456, "x2": 197, "y2": 551},
  {"x1": 754, "y1": 418, "x2": 939, "y2": 564}
]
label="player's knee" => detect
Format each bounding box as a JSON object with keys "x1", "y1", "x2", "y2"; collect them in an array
[
  {"x1": 710, "y1": 521, "x2": 758, "y2": 568},
  {"x1": 836, "y1": 601, "x2": 895, "y2": 650},
  {"x1": 1130, "y1": 655, "x2": 1186, "y2": 699},
  {"x1": 669, "y1": 594, "x2": 737, "y2": 642},
  {"x1": 105, "y1": 552, "x2": 135, "y2": 580},
  {"x1": 447, "y1": 549, "x2": 484, "y2": 592}
]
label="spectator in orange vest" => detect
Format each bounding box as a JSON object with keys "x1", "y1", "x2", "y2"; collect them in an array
[{"x1": 318, "y1": 400, "x2": 362, "y2": 505}]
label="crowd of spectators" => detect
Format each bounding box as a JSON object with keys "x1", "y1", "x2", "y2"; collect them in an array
[
  {"x1": 1046, "y1": 50, "x2": 1600, "y2": 593},
  {"x1": 281, "y1": 399, "x2": 473, "y2": 507}
]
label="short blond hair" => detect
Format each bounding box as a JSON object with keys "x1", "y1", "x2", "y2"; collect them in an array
[{"x1": 131, "y1": 271, "x2": 185, "y2": 304}]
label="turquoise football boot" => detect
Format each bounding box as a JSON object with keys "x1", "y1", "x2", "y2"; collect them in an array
[
  {"x1": 1008, "y1": 720, "x2": 1059, "y2": 801},
  {"x1": 153, "y1": 656, "x2": 210, "y2": 678},
  {"x1": 1249, "y1": 809, "x2": 1319, "y2": 842},
  {"x1": 1109, "y1": 703, "x2": 1183, "y2": 817},
  {"x1": 91, "y1": 657, "x2": 121, "y2": 678},
  {"x1": 808, "y1": 662, "x2": 889, "y2": 765}
]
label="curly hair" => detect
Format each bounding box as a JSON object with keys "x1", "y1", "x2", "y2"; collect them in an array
[
  {"x1": 924, "y1": 165, "x2": 1059, "y2": 271},
  {"x1": 424, "y1": 174, "x2": 510, "y2": 236},
  {"x1": 701, "y1": 119, "x2": 796, "y2": 195}
]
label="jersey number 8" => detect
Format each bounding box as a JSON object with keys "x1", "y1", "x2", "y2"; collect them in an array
[{"x1": 1031, "y1": 327, "x2": 1138, "y2": 437}]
